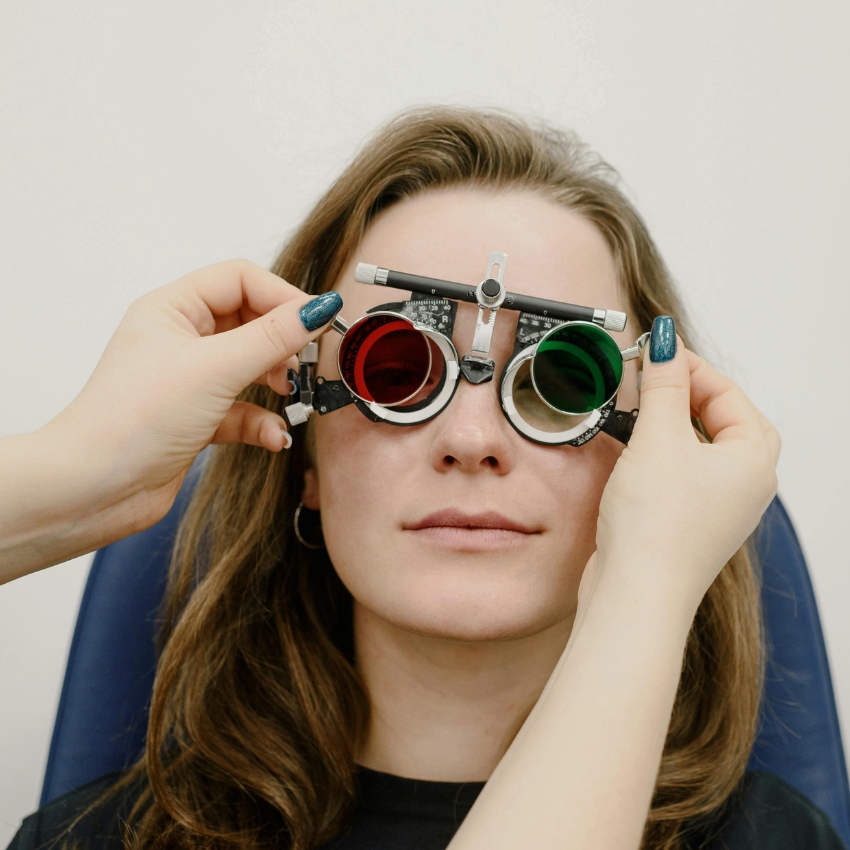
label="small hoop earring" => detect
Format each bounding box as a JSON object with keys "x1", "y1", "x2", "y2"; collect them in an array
[{"x1": 294, "y1": 501, "x2": 325, "y2": 550}]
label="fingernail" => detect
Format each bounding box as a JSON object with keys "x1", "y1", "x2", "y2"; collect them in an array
[
  {"x1": 281, "y1": 429, "x2": 292, "y2": 450},
  {"x1": 299, "y1": 291, "x2": 343, "y2": 332},
  {"x1": 287, "y1": 368, "x2": 299, "y2": 396},
  {"x1": 649, "y1": 316, "x2": 676, "y2": 363}
]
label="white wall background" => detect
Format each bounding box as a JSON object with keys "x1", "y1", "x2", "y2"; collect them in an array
[{"x1": 1, "y1": 0, "x2": 848, "y2": 842}]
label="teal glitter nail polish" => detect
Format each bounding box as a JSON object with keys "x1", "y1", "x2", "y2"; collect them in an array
[
  {"x1": 649, "y1": 316, "x2": 676, "y2": 363},
  {"x1": 299, "y1": 291, "x2": 343, "y2": 332}
]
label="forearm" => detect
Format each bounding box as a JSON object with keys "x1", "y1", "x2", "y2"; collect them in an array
[
  {"x1": 448, "y1": 560, "x2": 696, "y2": 850},
  {"x1": 0, "y1": 428, "x2": 142, "y2": 584}
]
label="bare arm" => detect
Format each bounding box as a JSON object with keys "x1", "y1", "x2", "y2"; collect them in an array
[
  {"x1": 449, "y1": 558, "x2": 692, "y2": 849},
  {"x1": 0, "y1": 430, "x2": 146, "y2": 583}
]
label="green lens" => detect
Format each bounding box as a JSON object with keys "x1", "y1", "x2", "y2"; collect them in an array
[
  {"x1": 531, "y1": 324, "x2": 623, "y2": 415},
  {"x1": 512, "y1": 358, "x2": 591, "y2": 434}
]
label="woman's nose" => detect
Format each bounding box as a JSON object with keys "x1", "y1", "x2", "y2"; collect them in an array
[{"x1": 426, "y1": 379, "x2": 518, "y2": 475}]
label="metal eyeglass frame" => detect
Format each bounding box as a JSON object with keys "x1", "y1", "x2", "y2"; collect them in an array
[{"x1": 284, "y1": 252, "x2": 649, "y2": 447}]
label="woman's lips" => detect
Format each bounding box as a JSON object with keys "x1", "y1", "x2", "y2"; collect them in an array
[{"x1": 403, "y1": 509, "x2": 540, "y2": 550}]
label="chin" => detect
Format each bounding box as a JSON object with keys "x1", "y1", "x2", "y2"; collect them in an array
[
  {"x1": 333, "y1": 542, "x2": 585, "y2": 642},
  {"x1": 378, "y1": 577, "x2": 574, "y2": 642}
]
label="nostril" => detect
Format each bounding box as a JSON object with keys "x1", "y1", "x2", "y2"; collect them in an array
[{"x1": 440, "y1": 455, "x2": 498, "y2": 469}]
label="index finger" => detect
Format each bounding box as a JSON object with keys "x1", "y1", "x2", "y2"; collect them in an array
[
  {"x1": 686, "y1": 351, "x2": 779, "y2": 460},
  {"x1": 155, "y1": 259, "x2": 304, "y2": 336}
]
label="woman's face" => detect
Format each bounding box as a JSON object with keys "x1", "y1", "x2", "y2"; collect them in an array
[{"x1": 305, "y1": 188, "x2": 638, "y2": 641}]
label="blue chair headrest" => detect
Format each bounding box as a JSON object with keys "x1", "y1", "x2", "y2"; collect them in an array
[{"x1": 746, "y1": 498, "x2": 850, "y2": 842}]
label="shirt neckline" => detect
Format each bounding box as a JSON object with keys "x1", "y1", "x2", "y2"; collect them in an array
[{"x1": 354, "y1": 764, "x2": 486, "y2": 821}]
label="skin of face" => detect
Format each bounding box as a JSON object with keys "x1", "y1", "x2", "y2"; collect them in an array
[{"x1": 304, "y1": 187, "x2": 639, "y2": 646}]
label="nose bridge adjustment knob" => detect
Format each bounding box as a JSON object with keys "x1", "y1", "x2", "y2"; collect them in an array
[
  {"x1": 477, "y1": 277, "x2": 504, "y2": 309},
  {"x1": 482, "y1": 278, "x2": 500, "y2": 297}
]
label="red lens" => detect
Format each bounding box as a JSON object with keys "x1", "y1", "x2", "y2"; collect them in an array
[
  {"x1": 391, "y1": 336, "x2": 445, "y2": 408},
  {"x1": 338, "y1": 314, "x2": 431, "y2": 405}
]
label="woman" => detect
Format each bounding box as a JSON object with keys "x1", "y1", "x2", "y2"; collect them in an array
[{"x1": 6, "y1": 107, "x2": 836, "y2": 850}]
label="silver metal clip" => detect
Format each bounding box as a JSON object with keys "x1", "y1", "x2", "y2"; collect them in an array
[
  {"x1": 469, "y1": 252, "x2": 507, "y2": 357},
  {"x1": 285, "y1": 341, "x2": 322, "y2": 426},
  {"x1": 620, "y1": 332, "x2": 651, "y2": 362},
  {"x1": 460, "y1": 252, "x2": 508, "y2": 384}
]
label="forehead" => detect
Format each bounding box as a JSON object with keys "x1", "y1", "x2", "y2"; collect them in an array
[{"x1": 333, "y1": 187, "x2": 624, "y2": 318}]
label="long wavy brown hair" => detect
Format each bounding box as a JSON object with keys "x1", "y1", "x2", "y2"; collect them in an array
[{"x1": 109, "y1": 106, "x2": 761, "y2": 850}]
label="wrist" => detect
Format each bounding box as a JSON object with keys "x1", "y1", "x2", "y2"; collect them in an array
[
  {"x1": 584, "y1": 549, "x2": 702, "y2": 640},
  {"x1": 0, "y1": 425, "x2": 147, "y2": 583}
]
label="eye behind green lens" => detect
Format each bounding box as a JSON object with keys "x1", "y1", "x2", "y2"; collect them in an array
[{"x1": 531, "y1": 324, "x2": 623, "y2": 415}]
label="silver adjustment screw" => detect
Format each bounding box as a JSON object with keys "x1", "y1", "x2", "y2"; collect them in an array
[
  {"x1": 285, "y1": 403, "x2": 313, "y2": 426},
  {"x1": 355, "y1": 263, "x2": 378, "y2": 284},
  {"x1": 299, "y1": 342, "x2": 319, "y2": 363},
  {"x1": 603, "y1": 311, "x2": 627, "y2": 333}
]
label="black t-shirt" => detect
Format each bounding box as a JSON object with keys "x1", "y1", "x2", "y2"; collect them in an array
[{"x1": 8, "y1": 768, "x2": 846, "y2": 850}]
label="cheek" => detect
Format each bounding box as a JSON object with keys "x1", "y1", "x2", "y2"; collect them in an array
[
  {"x1": 535, "y1": 438, "x2": 623, "y2": 573},
  {"x1": 552, "y1": 440, "x2": 622, "y2": 524},
  {"x1": 313, "y1": 410, "x2": 438, "y2": 627},
  {"x1": 312, "y1": 406, "x2": 419, "y2": 543}
]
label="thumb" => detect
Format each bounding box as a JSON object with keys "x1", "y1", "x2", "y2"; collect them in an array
[
  {"x1": 209, "y1": 291, "x2": 344, "y2": 394},
  {"x1": 631, "y1": 316, "x2": 692, "y2": 438}
]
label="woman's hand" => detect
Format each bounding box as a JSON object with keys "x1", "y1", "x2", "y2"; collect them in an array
[
  {"x1": 594, "y1": 316, "x2": 781, "y2": 612},
  {"x1": 0, "y1": 259, "x2": 342, "y2": 582}
]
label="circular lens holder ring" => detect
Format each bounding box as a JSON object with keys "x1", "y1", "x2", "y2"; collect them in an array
[
  {"x1": 336, "y1": 311, "x2": 433, "y2": 407},
  {"x1": 500, "y1": 347, "x2": 612, "y2": 446},
  {"x1": 529, "y1": 320, "x2": 625, "y2": 417},
  {"x1": 357, "y1": 329, "x2": 460, "y2": 426}
]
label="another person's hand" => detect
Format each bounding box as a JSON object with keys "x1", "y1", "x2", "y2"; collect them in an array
[
  {"x1": 0, "y1": 259, "x2": 342, "y2": 581},
  {"x1": 591, "y1": 316, "x2": 781, "y2": 613},
  {"x1": 53, "y1": 259, "x2": 341, "y2": 522}
]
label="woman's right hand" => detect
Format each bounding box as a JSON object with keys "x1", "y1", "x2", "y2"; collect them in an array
[{"x1": 593, "y1": 316, "x2": 781, "y2": 613}]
